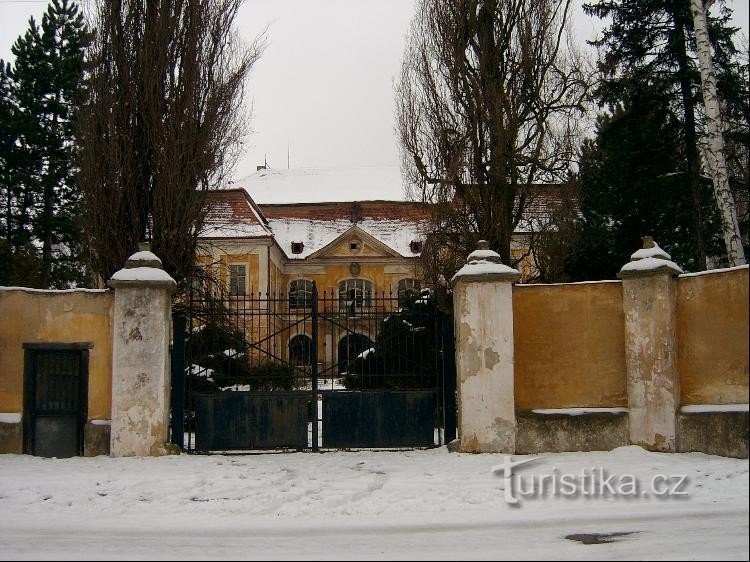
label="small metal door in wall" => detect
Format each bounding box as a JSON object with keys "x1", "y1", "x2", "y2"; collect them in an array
[{"x1": 23, "y1": 345, "x2": 89, "y2": 458}]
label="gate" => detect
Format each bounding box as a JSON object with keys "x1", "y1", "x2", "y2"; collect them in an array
[
  {"x1": 23, "y1": 344, "x2": 89, "y2": 458},
  {"x1": 171, "y1": 281, "x2": 456, "y2": 453}
]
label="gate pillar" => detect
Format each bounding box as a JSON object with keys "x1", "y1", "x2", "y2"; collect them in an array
[
  {"x1": 451, "y1": 241, "x2": 520, "y2": 453},
  {"x1": 618, "y1": 237, "x2": 683, "y2": 452},
  {"x1": 108, "y1": 251, "x2": 177, "y2": 457}
]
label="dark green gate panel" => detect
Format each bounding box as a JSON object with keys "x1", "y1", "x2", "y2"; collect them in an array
[
  {"x1": 194, "y1": 392, "x2": 310, "y2": 451},
  {"x1": 322, "y1": 390, "x2": 436, "y2": 448},
  {"x1": 34, "y1": 416, "x2": 79, "y2": 458}
]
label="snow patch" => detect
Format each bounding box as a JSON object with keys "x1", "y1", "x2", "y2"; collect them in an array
[
  {"x1": 127, "y1": 251, "x2": 162, "y2": 263},
  {"x1": 619, "y1": 256, "x2": 684, "y2": 275},
  {"x1": 630, "y1": 242, "x2": 672, "y2": 261},
  {"x1": 681, "y1": 404, "x2": 749, "y2": 414},
  {"x1": 452, "y1": 262, "x2": 520, "y2": 280},
  {"x1": 0, "y1": 412, "x2": 21, "y2": 424},
  {"x1": 679, "y1": 264, "x2": 749, "y2": 278},
  {"x1": 110, "y1": 267, "x2": 176, "y2": 284},
  {"x1": 0, "y1": 287, "x2": 108, "y2": 294},
  {"x1": 0, "y1": 447, "x2": 747, "y2": 559},
  {"x1": 531, "y1": 408, "x2": 629, "y2": 416}
]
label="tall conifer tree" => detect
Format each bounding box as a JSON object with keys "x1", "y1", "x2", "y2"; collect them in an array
[
  {"x1": 583, "y1": 0, "x2": 747, "y2": 269},
  {"x1": 0, "y1": 0, "x2": 88, "y2": 287}
]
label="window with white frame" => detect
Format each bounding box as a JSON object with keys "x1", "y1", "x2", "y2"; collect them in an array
[
  {"x1": 228, "y1": 264, "x2": 247, "y2": 296},
  {"x1": 397, "y1": 278, "x2": 421, "y2": 306},
  {"x1": 338, "y1": 279, "x2": 373, "y2": 311},
  {"x1": 289, "y1": 279, "x2": 314, "y2": 309}
]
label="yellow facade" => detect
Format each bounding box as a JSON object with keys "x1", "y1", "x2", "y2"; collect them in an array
[
  {"x1": 677, "y1": 267, "x2": 749, "y2": 405},
  {"x1": 195, "y1": 227, "x2": 423, "y2": 375},
  {"x1": 0, "y1": 289, "x2": 113, "y2": 419},
  {"x1": 513, "y1": 281, "x2": 628, "y2": 410}
]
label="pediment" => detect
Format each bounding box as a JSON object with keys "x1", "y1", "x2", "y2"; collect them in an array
[{"x1": 307, "y1": 225, "x2": 402, "y2": 260}]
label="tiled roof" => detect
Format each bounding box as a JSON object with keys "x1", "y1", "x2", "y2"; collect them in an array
[
  {"x1": 258, "y1": 200, "x2": 430, "y2": 222},
  {"x1": 201, "y1": 189, "x2": 272, "y2": 239}
]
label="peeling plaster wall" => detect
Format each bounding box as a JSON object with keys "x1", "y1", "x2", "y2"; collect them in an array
[
  {"x1": 0, "y1": 289, "x2": 113, "y2": 453},
  {"x1": 677, "y1": 267, "x2": 749, "y2": 405},
  {"x1": 110, "y1": 286, "x2": 172, "y2": 457},
  {"x1": 622, "y1": 273, "x2": 679, "y2": 452},
  {"x1": 455, "y1": 281, "x2": 515, "y2": 453},
  {"x1": 513, "y1": 282, "x2": 627, "y2": 410}
]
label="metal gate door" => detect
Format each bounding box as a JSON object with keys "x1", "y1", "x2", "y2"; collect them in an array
[
  {"x1": 172, "y1": 280, "x2": 455, "y2": 452},
  {"x1": 23, "y1": 346, "x2": 88, "y2": 458}
]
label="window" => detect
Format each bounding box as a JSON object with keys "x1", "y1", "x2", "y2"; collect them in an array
[
  {"x1": 349, "y1": 239, "x2": 362, "y2": 253},
  {"x1": 289, "y1": 279, "x2": 314, "y2": 309},
  {"x1": 337, "y1": 334, "x2": 374, "y2": 374},
  {"x1": 289, "y1": 335, "x2": 312, "y2": 366},
  {"x1": 190, "y1": 265, "x2": 205, "y2": 294},
  {"x1": 397, "y1": 278, "x2": 421, "y2": 306},
  {"x1": 291, "y1": 241, "x2": 304, "y2": 255},
  {"x1": 338, "y1": 279, "x2": 373, "y2": 312},
  {"x1": 228, "y1": 264, "x2": 247, "y2": 296}
]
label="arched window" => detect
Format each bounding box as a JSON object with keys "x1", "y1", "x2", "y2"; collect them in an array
[
  {"x1": 338, "y1": 279, "x2": 373, "y2": 312},
  {"x1": 289, "y1": 334, "x2": 312, "y2": 365},
  {"x1": 337, "y1": 334, "x2": 374, "y2": 374},
  {"x1": 397, "y1": 278, "x2": 421, "y2": 306},
  {"x1": 289, "y1": 279, "x2": 314, "y2": 309}
]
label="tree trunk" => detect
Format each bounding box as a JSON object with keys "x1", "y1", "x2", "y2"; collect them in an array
[
  {"x1": 690, "y1": 0, "x2": 746, "y2": 266},
  {"x1": 672, "y1": 7, "x2": 708, "y2": 270}
]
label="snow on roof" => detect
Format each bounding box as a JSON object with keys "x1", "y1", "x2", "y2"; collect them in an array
[
  {"x1": 201, "y1": 188, "x2": 427, "y2": 257},
  {"x1": 204, "y1": 172, "x2": 565, "y2": 255},
  {"x1": 201, "y1": 190, "x2": 272, "y2": 239},
  {"x1": 266, "y1": 217, "x2": 425, "y2": 259},
  {"x1": 261, "y1": 201, "x2": 428, "y2": 259},
  {"x1": 233, "y1": 166, "x2": 407, "y2": 204}
]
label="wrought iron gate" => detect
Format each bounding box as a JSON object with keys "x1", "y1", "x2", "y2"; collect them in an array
[
  {"x1": 23, "y1": 345, "x2": 89, "y2": 458},
  {"x1": 171, "y1": 282, "x2": 456, "y2": 452}
]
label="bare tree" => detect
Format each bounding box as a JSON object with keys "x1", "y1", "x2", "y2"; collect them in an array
[
  {"x1": 396, "y1": 0, "x2": 589, "y2": 281},
  {"x1": 77, "y1": 0, "x2": 264, "y2": 284},
  {"x1": 690, "y1": 0, "x2": 746, "y2": 266}
]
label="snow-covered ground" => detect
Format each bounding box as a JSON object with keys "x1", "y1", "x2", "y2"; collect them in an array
[{"x1": 0, "y1": 446, "x2": 747, "y2": 560}]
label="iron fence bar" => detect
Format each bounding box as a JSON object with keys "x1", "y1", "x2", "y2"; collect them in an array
[
  {"x1": 311, "y1": 282, "x2": 320, "y2": 452},
  {"x1": 245, "y1": 313, "x2": 313, "y2": 348},
  {"x1": 170, "y1": 315, "x2": 186, "y2": 450}
]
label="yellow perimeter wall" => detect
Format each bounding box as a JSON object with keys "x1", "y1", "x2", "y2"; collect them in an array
[
  {"x1": 0, "y1": 289, "x2": 113, "y2": 419},
  {"x1": 677, "y1": 267, "x2": 749, "y2": 405},
  {"x1": 513, "y1": 282, "x2": 628, "y2": 410}
]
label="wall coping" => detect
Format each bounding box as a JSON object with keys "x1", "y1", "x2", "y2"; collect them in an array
[
  {"x1": 528, "y1": 407, "x2": 629, "y2": 416},
  {"x1": 514, "y1": 279, "x2": 622, "y2": 288},
  {"x1": 679, "y1": 264, "x2": 749, "y2": 279},
  {"x1": 681, "y1": 404, "x2": 749, "y2": 414},
  {"x1": 0, "y1": 287, "x2": 109, "y2": 294}
]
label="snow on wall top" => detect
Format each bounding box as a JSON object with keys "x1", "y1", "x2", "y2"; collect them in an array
[{"x1": 234, "y1": 166, "x2": 406, "y2": 204}]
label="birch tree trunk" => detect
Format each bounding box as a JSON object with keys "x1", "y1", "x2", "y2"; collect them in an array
[{"x1": 690, "y1": 0, "x2": 746, "y2": 266}]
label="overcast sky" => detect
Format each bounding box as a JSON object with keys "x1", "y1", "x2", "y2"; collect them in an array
[{"x1": 1, "y1": 0, "x2": 748, "y2": 182}]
